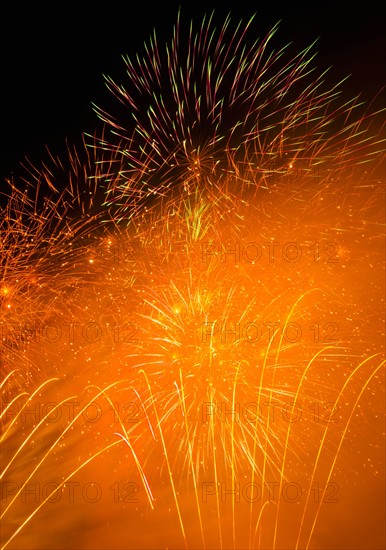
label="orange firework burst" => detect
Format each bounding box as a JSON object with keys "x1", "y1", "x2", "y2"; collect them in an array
[{"x1": 1, "y1": 11, "x2": 385, "y2": 550}]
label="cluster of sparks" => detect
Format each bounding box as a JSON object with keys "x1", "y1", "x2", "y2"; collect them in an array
[{"x1": 1, "y1": 12, "x2": 385, "y2": 550}]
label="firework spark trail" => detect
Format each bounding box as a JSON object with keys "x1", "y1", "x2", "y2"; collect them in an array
[
  {"x1": 0, "y1": 134, "x2": 127, "y2": 383},
  {"x1": 296, "y1": 354, "x2": 385, "y2": 550},
  {"x1": 97, "y1": 12, "x2": 383, "y2": 215},
  {"x1": 2, "y1": 166, "x2": 384, "y2": 548},
  {"x1": 1, "y1": 11, "x2": 385, "y2": 550}
]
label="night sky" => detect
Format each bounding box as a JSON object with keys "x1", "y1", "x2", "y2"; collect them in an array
[{"x1": 0, "y1": 2, "x2": 384, "y2": 181}]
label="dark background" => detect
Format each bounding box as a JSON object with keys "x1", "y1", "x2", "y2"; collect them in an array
[{"x1": 0, "y1": 1, "x2": 384, "y2": 181}]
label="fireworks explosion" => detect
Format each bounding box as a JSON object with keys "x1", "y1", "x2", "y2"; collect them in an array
[{"x1": 1, "y1": 11, "x2": 385, "y2": 550}]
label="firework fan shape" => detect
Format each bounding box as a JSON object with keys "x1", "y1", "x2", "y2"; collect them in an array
[{"x1": 1, "y1": 11, "x2": 385, "y2": 550}]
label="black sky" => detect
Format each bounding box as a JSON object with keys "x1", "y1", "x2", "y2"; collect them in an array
[{"x1": 0, "y1": 2, "x2": 384, "y2": 180}]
